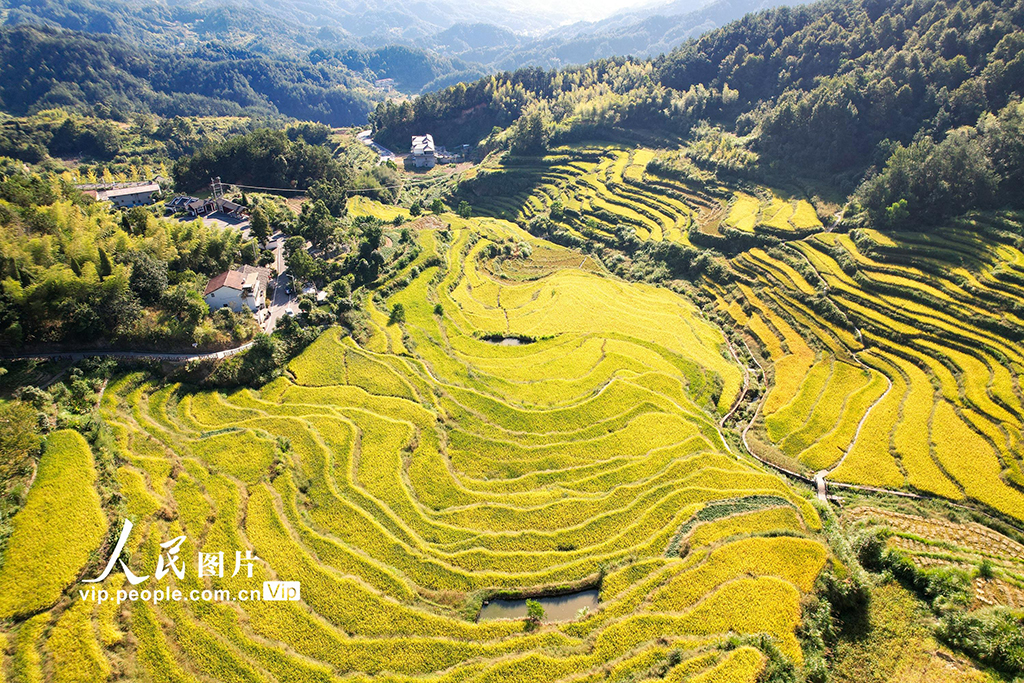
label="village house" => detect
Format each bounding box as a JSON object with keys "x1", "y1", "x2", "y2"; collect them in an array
[
  {"x1": 203, "y1": 265, "x2": 271, "y2": 315},
  {"x1": 409, "y1": 134, "x2": 436, "y2": 168},
  {"x1": 97, "y1": 182, "x2": 162, "y2": 207}
]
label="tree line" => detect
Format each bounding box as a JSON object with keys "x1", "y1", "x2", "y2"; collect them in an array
[
  {"x1": 855, "y1": 99, "x2": 1024, "y2": 226},
  {"x1": 171, "y1": 129, "x2": 351, "y2": 192}
]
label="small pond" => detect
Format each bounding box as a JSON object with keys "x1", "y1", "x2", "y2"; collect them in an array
[
  {"x1": 477, "y1": 589, "x2": 600, "y2": 622},
  {"x1": 481, "y1": 336, "x2": 529, "y2": 346}
]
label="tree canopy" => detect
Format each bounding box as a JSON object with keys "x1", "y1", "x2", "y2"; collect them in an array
[{"x1": 172, "y1": 129, "x2": 351, "y2": 192}]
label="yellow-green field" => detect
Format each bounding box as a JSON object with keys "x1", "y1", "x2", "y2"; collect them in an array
[
  {"x1": 2, "y1": 207, "x2": 832, "y2": 682},
  {"x1": 715, "y1": 217, "x2": 1024, "y2": 525},
  {"x1": 8, "y1": 142, "x2": 1024, "y2": 681},
  {"x1": 464, "y1": 145, "x2": 1024, "y2": 528},
  {"x1": 463, "y1": 146, "x2": 821, "y2": 244}
]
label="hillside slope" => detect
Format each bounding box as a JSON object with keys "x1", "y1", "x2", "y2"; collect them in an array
[
  {"x1": 374, "y1": 0, "x2": 1024, "y2": 189},
  {"x1": 2, "y1": 205, "x2": 838, "y2": 682},
  {"x1": 0, "y1": 25, "x2": 377, "y2": 123}
]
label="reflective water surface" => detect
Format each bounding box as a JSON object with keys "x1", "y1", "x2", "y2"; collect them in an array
[
  {"x1": 477, "y1": 590, "x2": 600, "y2": 622},
  {"x1": 481, "y1": 337, "x2": 526, "y2": 346}
]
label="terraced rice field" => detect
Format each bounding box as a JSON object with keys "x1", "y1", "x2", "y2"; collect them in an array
[
  {"x1": 465, "y1": 145, "x2": 823, "y2": 244},
  {"x1": 466, "y1": 144, "x2": 1024, "y2": 526},
  {"x1": 716, "y1": 215, "x2": 1024, "y2": 524},
  {"x1": 13, "y1": 207, "x2": 832, "y2": 682},
  {"x1": 721, "y1": 191, "x2": 822, "y2": 236},
  {"x1": 844, "y1": 506, "x2": 1024, "y2": 609}
]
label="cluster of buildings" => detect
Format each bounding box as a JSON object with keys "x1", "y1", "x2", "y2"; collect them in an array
[
  {"x1": 77, "y1": 179, "x2": 249, "y2": 222},
  {"x1": 77, "y1": 140, "x2": 463, "y2": 329},
  {"x1": 79, "y1": 178, "x2": 274, "y2": 323},
  {"x1": 166, "y1": 194, "x2": 248, "y2": 218}
]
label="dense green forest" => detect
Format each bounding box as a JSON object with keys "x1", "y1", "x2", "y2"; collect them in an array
[
  {"x1": 0, "y1": 0, "x2": 817, "y2": 86},
  {"x1": 0, "y1": 25, "x2": 378, "y2": 125},
  {"x1": 0, "y1": 0, "x2": 525, "y2": 97},
  {"x1": 0, "y1": 0, "x2": 486, "y2": 91},
  {"x1": 170, "y1": 129, "x2": 350, "y2": 192}
]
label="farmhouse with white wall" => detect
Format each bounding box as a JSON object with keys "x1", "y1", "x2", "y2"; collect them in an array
[{"x1": 203, "y1": 265, "x2": 270, "y2": 314}]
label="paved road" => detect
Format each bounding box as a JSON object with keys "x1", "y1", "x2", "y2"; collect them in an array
[
  {"x1": 263, "y1": 232, "x2": 297, "y2": 333},
  {"x1": 357, "y1": 130, "x2": 396, "y2": 162},
  {"x1": 814, "y1": 471, "x2": 828, "y2": 502},
  {"x1": 1, "y1": 342, "x2": 255, "y2": 364}
]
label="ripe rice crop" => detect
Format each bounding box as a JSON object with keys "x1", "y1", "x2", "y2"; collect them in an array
[
  {"x1": 746, "y1": 249, "x2": 816, "y2": 295},
  {"x1": 796, "y1": 368, "x2": 888, "y2": 470},
  {"x1": 648, "y1": 537, "x2": 827, "y2": 612},
  {"x1": 25, "y1": 196, "x2": 846, "y2": 682},
  {"x1": 686, "y1": 506, "x2": 805, "y2": 548},
  {"x1": 675, "y1": 647, "x2": 766, "y2": 683},
  {"x1": 725, "y1": 194, "x2": 760, "y2": 232},
  {"x1": 0, "y1": 431, "x2": 106, "y2": 618},
  {"x1": 189, "y1": 429, "x2": 277, "y2": 484},
  {"x1": 829, "y1": 355, "x2": 906, "y2": 488},
  {"x1": 932, "y1": 401, "x2": 1024, "y2": 520},
  {"x1": 766, "y1": 359, "x2": 833, "y2": 443},
  {"x1": 47, "y1": 599, "x2": 111, "y2": 683}
]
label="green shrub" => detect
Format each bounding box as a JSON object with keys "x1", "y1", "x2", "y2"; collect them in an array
[
  {"x1": 525, "y1": 599, "x2": 544, "y2": 630},
  {"x1": 936, "y1": 609, "x2": 1024, "y2": 677}
]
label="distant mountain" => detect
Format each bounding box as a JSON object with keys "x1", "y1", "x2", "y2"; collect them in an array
[
  {"x1": 1, "y1": 0, "x2": 817, "y2": 99},
  {"x1": 0, "y1": 0, "x2": 578, "y2": 47},
  {"x1": 418, "y1": 0, "x2": 813, "y2": 70},
  {"x1": 0, "y1": 0, "x2": 492, "y2": 94}
]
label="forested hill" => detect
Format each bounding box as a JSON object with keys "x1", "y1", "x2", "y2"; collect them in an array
[
  {"x1": 372, "y1": 0, "x2": 1024, "y2": 194},
  {"x1": 0, "y1": 25, "x2": 378, "y2": 125},
  {"x1": 0, "y1": 0, "x2": 804, "y2": 85},
  {"x1": 657, "y1": 0, "x2": 1023, "y2": 172}
]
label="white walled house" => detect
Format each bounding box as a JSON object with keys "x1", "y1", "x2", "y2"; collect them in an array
[
  {"x1": 203, "y1": 266, "x2": 270, "y2": 314},
  {"x1": 105, "y1": 182, "x2": 161, "y2": 207},
  {"x1": 410, "y1": 134, "x2": 436, "y2": 168}
]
